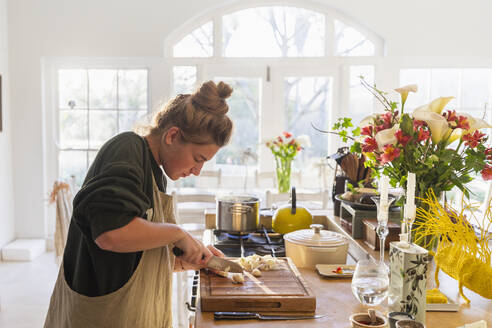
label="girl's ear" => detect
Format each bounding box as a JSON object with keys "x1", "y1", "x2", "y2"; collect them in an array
[{"x1": 164, "y1": 126, "x2": 180, "y2": 145}]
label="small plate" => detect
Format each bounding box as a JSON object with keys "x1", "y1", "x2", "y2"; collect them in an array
[
  {"x1": 316, "y1": 264, "x2": 355, "y2": 278},
  {"x1": 426, "y1": 297, "x2": 459, "y2": 312}
]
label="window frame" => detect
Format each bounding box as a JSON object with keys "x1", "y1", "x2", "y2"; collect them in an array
[{"x1": 163, "y1": 1, "x2": 385, "y2": 174}]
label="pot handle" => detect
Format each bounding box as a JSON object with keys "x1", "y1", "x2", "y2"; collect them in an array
[
  {"x1": 291, "y1": 187, "x2": 296, "y2": 215},
  {"x1": 307, "y1": 246, "x2": 337, "y2": 252}
]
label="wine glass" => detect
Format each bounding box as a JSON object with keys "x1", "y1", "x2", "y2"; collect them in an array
[{"x1": 351, "y1": 259, "x2": 389, "y2": 307}]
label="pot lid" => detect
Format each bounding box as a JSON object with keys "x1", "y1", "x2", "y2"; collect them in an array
[{"x1": 284, "y1": 224, "x2": 348, "y2": 247}]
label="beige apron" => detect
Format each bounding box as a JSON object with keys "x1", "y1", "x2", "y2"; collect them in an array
[{"x1": 44, "y1": 174, "x2": 176, "y2": 328}]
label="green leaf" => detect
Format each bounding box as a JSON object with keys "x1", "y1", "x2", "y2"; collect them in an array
[
  {"x1": 352, "y1": 127, "x2": 361, "y2": 136},
  {"x1": 350, "y1": 142, "x2": 362, "y2": 153},
  {"x1": 400, "y1": 114, "x2": 414, "y2": 135}
]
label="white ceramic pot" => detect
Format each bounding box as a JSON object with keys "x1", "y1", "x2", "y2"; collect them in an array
[{"x1": 284, "y1": 224, "x2": 349, "y2": 269}]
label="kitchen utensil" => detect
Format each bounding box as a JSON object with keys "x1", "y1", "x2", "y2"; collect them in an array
[
  {"x1": 216, "y1": 195, "x2": 260, "y2": 233},
  {"x1": 200, "y1": 257, "x2": 316, "y2": 312},
  {"x1": 368, "y1": 309, "x2": 377, "y2": 325},
  {"x1": 272, "y1": 187, "x2": 313, "y2": 234},
  {"x1": 172, "y1": 247, "x2": 243, "y2": 273},
  {"x1": 349, "y1": 312, "x2": 387, "y2": 328},
  {"x1": 284, "y1": 224, "x2": 349, "y2": 269},
  {"x1": 214, "y1": 312, "x2": 327, "y2": 320}
]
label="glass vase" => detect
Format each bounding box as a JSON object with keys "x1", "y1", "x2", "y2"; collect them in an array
[
  {"x1": 275, "y1": 156, "x2": 292, "y2": 194},
  {"x1": 412, "y1": 188, "x2": 446, "y2": 250}
]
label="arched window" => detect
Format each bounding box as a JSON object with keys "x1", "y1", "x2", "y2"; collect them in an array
[{"x1": 165, "y1": 2, "x2": 384, "y2": 185}]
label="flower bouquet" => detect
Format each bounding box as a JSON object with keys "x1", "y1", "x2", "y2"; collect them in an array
[
  {"x1": 332, "y1": 78, "x2": 492, "y2": 203},
  {"x1": 265, "y1": 132, "x2": 311, "y2": 193}
]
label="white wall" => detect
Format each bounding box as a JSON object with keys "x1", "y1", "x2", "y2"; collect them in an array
[
  {"x1": 0, "y1": 0, "x2": 15, "y2": 249},
  {"x1": 6, "y1": 0, "x2": 492, "y2": 239}
]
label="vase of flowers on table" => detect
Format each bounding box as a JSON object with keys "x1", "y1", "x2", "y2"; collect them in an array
[
  {"x1": 329, "y1": 78, "x2": 492, "y2": 246},
  {"x1": 266, "y1": 132, "x2": 311, "y2": 193},
  {"x1": 333, "y1": 77, "x2": 492, "y2": 200}
]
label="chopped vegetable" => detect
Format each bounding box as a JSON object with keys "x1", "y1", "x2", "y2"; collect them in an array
[{"x1": 332, "y1": 267, "x2": 344, "y2": 274}]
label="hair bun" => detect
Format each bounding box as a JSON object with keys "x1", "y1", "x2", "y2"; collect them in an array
[
  {"x1": 217, "y1": 81, "x2": 233, "y2": 99},
  {"x1": 191, "y1": 80, "x2": 233, "y2": 115}
]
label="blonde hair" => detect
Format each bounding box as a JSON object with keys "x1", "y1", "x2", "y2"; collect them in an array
[{"x1": 142, "y1": 81, "x2": 233, "y2": 146}]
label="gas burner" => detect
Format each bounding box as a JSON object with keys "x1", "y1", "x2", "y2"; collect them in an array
[
  {"x1": 225, "y1": 233, "x2": 250, "y2": 240},
  {"x1": 255, "y1": 245, "x2": 286, "y2": 257}
]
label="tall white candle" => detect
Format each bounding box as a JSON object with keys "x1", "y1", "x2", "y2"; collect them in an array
[
  {"x1": 407, "y1": 172, "x2": 416, "y2": 206},
  {"x1": 380, "y1": 175, "x2": 389, "y2": 206}
]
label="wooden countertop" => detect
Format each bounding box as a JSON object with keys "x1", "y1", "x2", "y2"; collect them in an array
[{"x1": 196, "y1": 211, "x2": 492, "y2": 327}]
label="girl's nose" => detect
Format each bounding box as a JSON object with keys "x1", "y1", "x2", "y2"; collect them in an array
[{"x1": 191, "y1": 163, "x2": 203, "y2": 176}]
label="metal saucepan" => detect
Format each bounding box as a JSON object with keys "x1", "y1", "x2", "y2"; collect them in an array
[{"x1": 216, "y1": 195, "x2": 260, "y2": 233}]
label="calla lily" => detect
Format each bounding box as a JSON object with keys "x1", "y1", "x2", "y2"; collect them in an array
[
  {"x1": 458, "y1": 113, "x2": 492, "y2": 132},
  {"x1": 448, "y1": 128, "x2": 463, "y2": 144},
  {"x1": 375, "y1": 125, "x2": 399, "y2": 150},
  {"x1": 412, "y1": 110, "x2": 450, "y2": 144},
  {"x1": 395, "y1": 84, "x2": 418, "y2": 108},
  {"x1": 428, "y1": 96, "x2": 454, "y2": 114}
]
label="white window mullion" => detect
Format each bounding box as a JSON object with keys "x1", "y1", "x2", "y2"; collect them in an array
[
  {"x1": 214, "y1": 16, "x2": 222, "y2": 59},
  {"x1": 325, "y1": 13, "x2": 335, "y2": 57}
]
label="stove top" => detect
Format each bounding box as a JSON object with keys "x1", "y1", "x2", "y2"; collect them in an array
[{"x1": 212, "y1": 230, "x2": 286, "y2": 257}]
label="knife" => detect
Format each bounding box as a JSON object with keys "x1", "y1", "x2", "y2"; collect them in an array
[
  {"x1": 172, "y1": 246, "x2": 243, "y2": 273},
  {"x1": 214, "y1": 312, "x2": 328, "y2": 320}
]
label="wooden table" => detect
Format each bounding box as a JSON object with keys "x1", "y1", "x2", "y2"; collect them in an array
[{"x1": 196, "y1": 211, "x2": 492, "y2": 327}]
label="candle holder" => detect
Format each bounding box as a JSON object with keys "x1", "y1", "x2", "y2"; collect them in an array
[
  {"x1": 402, "y1": 203, "x2": 416, "y2": 244},
  {"x1": 371, "y1": 195, "x2": 396, "y2": 265}
]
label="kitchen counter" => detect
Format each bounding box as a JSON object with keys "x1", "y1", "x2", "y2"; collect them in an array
[{"x1": 196, "y1": 211, "x2": 492, "y2": 327}]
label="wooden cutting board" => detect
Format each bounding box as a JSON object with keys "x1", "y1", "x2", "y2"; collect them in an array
[{"x1": 200, "y1": 257, "x2": 316, "y2": 312}]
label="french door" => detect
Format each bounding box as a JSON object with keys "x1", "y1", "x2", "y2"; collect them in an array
[{"x1": 205, "y1": 62, "x2": 338, "y2": 173}]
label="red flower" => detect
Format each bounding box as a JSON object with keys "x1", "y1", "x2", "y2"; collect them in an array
[
  {"x1": 375, "y1": 124, "x2": 387, "y2": 133},
  {"x1": 289, "y1": 139, "x2": 295, "y2": 145},
  {"x1": 444, "y1": 110, "x2": 458, "y2": 122},
  {"x1": 485, "y1": 148, "x2": 492, "y2": 160},
  {"x1": 277, "y1": 136, "x2": 283, "y2": 143},
  {"x1": 382, "y1": 112, "x2": 393, "y2": 126},
  {"x1": 395, "y1": 130, "x2": 412, "y2": 146},
  {"x1": 361, "y1": 126, "x2": 373, "y2": 136},
  {"x1": 283, "y1": 131, "x2": 292, "y2": 138},
  {"x1": 413, "y1": 120, "x2": 426, "y2": 131},
  {"x1": 417, "y1": 129, "x2": 431, "y2": 142},
  {"x1": 380, "y1": 144, "x2": 401, "y2": 164},
  {"x1": 456, "y1": 116, "x2": 470, "y2": 130},
  {"x1": 481, "y1": 164, "x2": 492, "y2": 181},
  {"x1": 362, "y1": 137, "x2": 378, "y2": 152},
  {"x1": 463, "y1": 130, "x2": 486, "y2": 148}
]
